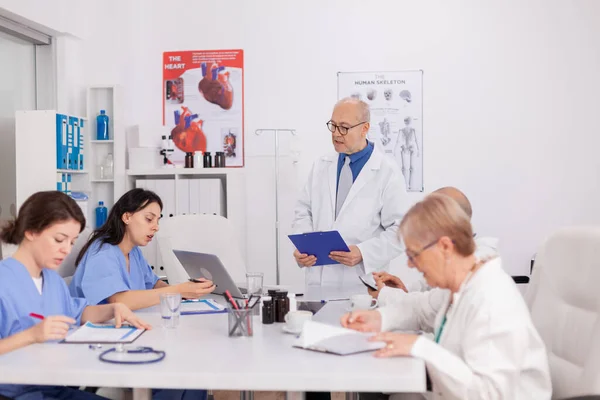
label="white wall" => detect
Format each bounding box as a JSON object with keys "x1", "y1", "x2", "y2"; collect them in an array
[{"x1": 6, "y1": 0, "x2": 600, "y2": 285}]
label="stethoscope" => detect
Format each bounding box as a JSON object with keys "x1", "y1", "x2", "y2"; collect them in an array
[{"x1": 90, "y1": 344, "x2": 166, "y2": 365}]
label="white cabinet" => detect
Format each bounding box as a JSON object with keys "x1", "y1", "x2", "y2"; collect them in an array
[{"x1": 127, "y1": 169, "x2": 246, "y2": 277}]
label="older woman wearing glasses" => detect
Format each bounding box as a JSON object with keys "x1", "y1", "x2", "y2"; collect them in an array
[
  {"x1": 341, "y1": 194, "x2": 551, "y2": 399},
  {"x1": 292, "y1": 97, "x2": 407, "y2": 287}
]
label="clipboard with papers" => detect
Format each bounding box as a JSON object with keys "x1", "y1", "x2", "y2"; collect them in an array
[
  {"x1": 181, "y1": 298, "x2": 227, "y2": 315},
  {"x1": 288, "y1": 230, "x2": 350, "y2": 266},
  {"x1": 62, "y1": 322, "x2": 145, "y2": 344}
]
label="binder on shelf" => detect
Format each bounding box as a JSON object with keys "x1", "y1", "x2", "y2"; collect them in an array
[
  {"x1": 189, "y1": 179, "x2": 200, "y2": 214},
  {"x1": 177, "y1": 179, "x2": 190, "y2": 215},
  {"x1": 78, "y1": 118, "x2": 85, "y2": 170},
  {"x1": 56, "y1": 114, "x2": 68, "y2": 169},
  {"x1": 66, "y1": 173, "x2": 72, "y2": 195},
  {"x1": 69, "y1": 117, "x2": 79, "y2": 171},
  {"x1": 56, "y1": 172, "x2": 68, "y2": 193},
  {"x1": 66, "y1": 117, "x2": 75, "y2": 170},
  {"x1": 56, "y1": 172, "x2": 63, "y2": 192}
]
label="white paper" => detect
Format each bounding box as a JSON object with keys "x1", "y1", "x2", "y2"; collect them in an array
[
  {"x1": 64, "y1": 322, "x2": 145, "y2": 343},
  {"x1": 181, "y1": 299, "x2": 225, "y2": 313},
  {"x1": 294, "y1": 321, "x2": 384, "y2": 356}
]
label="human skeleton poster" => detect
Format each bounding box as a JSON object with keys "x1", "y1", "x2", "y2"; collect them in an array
[{"x1": 337, "y1": 70, "x2": 423, "y2": 192}]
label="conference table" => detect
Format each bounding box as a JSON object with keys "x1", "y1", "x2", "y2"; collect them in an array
[{"x1": 0, "y1": 285, "x2": 426, "y2": 400}]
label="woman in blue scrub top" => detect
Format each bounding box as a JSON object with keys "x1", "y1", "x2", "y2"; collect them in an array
[
  {"x1": 70, "y1": 188, "x2": 215, "y2": 310},
  {"x1": 0, "y1": 191, "x2": 151, "y2": 400}
]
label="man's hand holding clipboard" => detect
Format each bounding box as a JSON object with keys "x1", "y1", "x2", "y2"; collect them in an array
[
  {"x1": 289, "y1": 231, "x2": 363, "y2": 267},
  {"x1": 329, "y1": 245, "x2": 362, "y2": 266}
]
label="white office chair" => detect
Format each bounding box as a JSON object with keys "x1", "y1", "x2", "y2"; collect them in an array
[
  {"x1": 156, "y1": 214, "x2": 247, "y2": 285},
  {"x1": 57, "y1": 228, "x2": 93, "y2": 284},
  {"x1": 526, "y1": 227, "x2": 600, "y2": 399},
  {"x1": 0, "y1": 242, "x2": 17, "y2": 260}
]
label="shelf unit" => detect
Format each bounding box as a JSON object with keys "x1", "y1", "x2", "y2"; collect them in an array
[
  {"x1": 124, "y1": 168, "x2": 244, "y2": 219},
  {"x1": 124, "y1": 168, "x2": 247, "y2": 275},
  {"x1": 86, "y1": 85, "x2": 124, "y2": 227}
]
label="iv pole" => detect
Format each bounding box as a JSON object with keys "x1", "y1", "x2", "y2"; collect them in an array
[{"x1": 254, "y1": 128, "x2": 297, "y2": 285}]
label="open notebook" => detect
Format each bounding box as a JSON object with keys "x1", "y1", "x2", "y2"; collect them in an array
[
  {"x1": 62, "y1": 322, "x2": 145, "y2": 344},
  {"x1": 293, "y1": 321, "x2": 385, "y2": 356}
]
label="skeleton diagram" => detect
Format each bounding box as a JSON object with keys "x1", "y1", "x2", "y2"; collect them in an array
[
  {"x1": 394, "y1": 116, "x2": 420, "y2": 190},
  {"x1": 379, "y1": 118, "x2": 391, "y2": 147}
]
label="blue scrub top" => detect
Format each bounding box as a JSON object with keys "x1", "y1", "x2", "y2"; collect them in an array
[
  {"x1": 69, "y1": 239, "x2": 160, "y2": 305},
  {"x1": 0, "y1": 258, "x2": 89, "y2": 399},
  {"x1": 0, "y1": 257, "x2": 88, "y2": 339}
]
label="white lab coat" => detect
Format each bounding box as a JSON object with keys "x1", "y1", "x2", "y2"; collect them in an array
[
  {"x1": 381, "y1": 236, "x2": 500, "y2": 305},
  {"x1": 293, "y1": 147, "x2": 406, "y2": 286},
  {"x1": 379, "y1": 258, "x2": 552, "y2": 400}
]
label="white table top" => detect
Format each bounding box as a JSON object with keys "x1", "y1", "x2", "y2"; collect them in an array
[{"x1": 0, "y1": 285, "x2": 426, "y2": 393}]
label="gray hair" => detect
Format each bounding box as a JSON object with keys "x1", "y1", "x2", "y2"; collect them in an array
[{"x1": 335, "y1": 97, "x2": 371, "y2": 123}]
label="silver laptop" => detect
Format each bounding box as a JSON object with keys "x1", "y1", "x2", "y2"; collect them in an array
[{"x1": 173, "y1": 250, "x2": 245, "y2": 298}]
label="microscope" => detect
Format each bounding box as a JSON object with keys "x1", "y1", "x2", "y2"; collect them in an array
[{"x1": 159, "y1": 135, "x2": 175, "y2": 166}]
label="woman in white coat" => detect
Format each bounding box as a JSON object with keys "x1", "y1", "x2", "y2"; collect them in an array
[
  {"x1": 293, "y1": 97, "x2": 407, "y2": 286},
  {"x1": 341, "y1": 194, "x2": 551, "y2": 399}
]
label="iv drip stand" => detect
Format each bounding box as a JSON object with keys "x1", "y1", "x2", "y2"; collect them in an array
[{"x1": 254, "y1": 128, "x2": 297, "y2": 285}]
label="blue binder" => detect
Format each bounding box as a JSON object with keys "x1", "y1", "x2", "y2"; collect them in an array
[
  {"x1": 56, "y1": 114, "x2": 68, "y2": 169},
  {"x1": 66, "y1": 117, "x2": 74, "y2": 169},
  {"x1": 68, "y1": 116, "x2": 78, "y2": 170},
  {"x1": 288, "y1": 230, "x2": 351, "y2": 266},
  {"x1": 78, "y1": 118, "x2": 85, "y2": 170}
]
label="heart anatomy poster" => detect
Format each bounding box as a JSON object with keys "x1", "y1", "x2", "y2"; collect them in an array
[
  {"x1": 338, "y1": 70, "x2": 423, "y2": 192},
  {"x1": 163, "y1": 49, "x2": 244, "y2": 167}
]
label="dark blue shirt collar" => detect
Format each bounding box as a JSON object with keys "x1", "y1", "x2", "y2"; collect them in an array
[{"x1": 341, "y1": 140, "x2": 373, "y2": 164}]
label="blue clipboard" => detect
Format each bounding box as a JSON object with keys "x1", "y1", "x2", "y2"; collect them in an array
[
  {"x1": 180, "y1": 299, "x2": 227, "y2": 315},
  {"x1": 288, "y1": 231, "x2": 350, "y2": 266}
]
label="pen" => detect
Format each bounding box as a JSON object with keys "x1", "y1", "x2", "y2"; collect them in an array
[
  {"x1": 245, "y1": 295, "x2": 254, "y2": 310},
  {"x1": 189, "y1": 278, "x2": 217, "y2": 288},
  {"x1": 29, "y1": 313, "x2": 44, "y2": 320},
  {"x1": 320, "y1": 298, "x2": 350, "y2": 303},
  {"x1": 224, "y1": 290, "x2": 239, "y2": 310}
]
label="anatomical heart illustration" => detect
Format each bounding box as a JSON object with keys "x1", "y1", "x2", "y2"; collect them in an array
[
  {"x1": 198, "y1": 62, "x2": 233, "y2": 110},
  {"x1": 171, "y1": 106, "x2": 207, "y2": 153}
]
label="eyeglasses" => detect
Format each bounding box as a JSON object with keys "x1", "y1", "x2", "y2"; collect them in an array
[
  {"x1": 406, "y1": 238, "x2": 439, "y2": 264},
  {"x1": 326, "y1": 120, "x2": 367, "y2": 136}
]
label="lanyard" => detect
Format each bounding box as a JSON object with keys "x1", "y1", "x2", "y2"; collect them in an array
[
  {"x1": 434, "y1": 315, "x2": 447, "y2": 344},
  {"x1": 433, "y1": 256, "x2": 495, "y2": 344}
]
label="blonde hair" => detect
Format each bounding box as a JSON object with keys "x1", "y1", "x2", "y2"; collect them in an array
[{"x1": 400, "y1": 193, "x2": 475, "y2": 256}]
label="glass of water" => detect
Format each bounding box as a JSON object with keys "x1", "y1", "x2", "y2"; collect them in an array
[
  {"x1": 246, "y1": 272, "x2": 264, "y2": 296},
  {"x1": 160, "y1": 293, "x2": 182, "y2": 329}
]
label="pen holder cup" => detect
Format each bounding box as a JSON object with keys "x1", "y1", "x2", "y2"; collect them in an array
[{"x1": 228, "y1": 308, "x2": 254, "y2": 337}]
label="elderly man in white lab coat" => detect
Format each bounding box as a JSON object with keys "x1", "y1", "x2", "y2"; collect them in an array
[
  {"x1": 293, "y1": 97, "x2": 406, "y2": 286},
  {"x1": 368, "y1": 186, "x2": 498, "y2": 302}
]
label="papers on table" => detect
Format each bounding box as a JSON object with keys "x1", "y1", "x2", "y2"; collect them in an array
[
  {"x1": 293, "y1": 321, "x2": 385, "y2": 356},
  {"x1": 63, "y1": 322, "x2": 145, "y2": 344}
]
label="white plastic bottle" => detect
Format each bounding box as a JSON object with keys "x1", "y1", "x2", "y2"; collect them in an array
[
  {"x1": 104, "y1": 153, "x2": 114, "y2": 179},
  {"x1": 287, "y1": 293, "x2": 297, "y2": 312}
]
